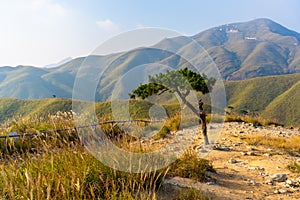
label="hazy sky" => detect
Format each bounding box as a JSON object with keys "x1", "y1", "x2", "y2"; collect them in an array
[{"x1": 1, "y1": 0, "x2": 299, "y2": 67}]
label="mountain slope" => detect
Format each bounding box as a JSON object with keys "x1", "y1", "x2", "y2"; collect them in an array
[
  {"x1": 261, "y1": 79, "x2": 300, "y2": 126},
  {"x1": 191, "y1": 18, "x2": 300, "y2": 79},
  {"x1": 0, "y1": 18, "x2": 300, "y2": 101},
  {"x1": 225, "y1": 73, "x2": 300, "y2": 115}
]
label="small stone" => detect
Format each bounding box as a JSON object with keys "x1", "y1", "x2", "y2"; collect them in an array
[
  {"x1": 248, "y1": 179, "x2": 256, "y2": 186},
  {"x1": 247, "y1": 166, "x2": 257, "y2": 170},
  {"x1": 278, "y1": 189, "x2": 288, "y2": 194},
  {"x1": 246, "y1": 146, "x2": 254, "y2": 150},
  {"x1": 150, "y1": 141, "x2": 156, "y2": 145},
  {"x1": 228, "y1": 158, "x2": 238, "y2": 164},
  {"x1": 213, "y1": 146, "x2": 231, "y2": 151},
  {"x1": 265, "y1": 179, "x2": 273, "y2": 185},
  {"x1": 270, "y1": 174, "x2": 287, "y2": 182},
  {"x1": 263, "y1": 153, "x2": 270, "y2": 157},
  {"x1": 241, "y1": 152, "x2": 247, "y2": 156},
  {"x1": 286, "y1": 179, "x2": 298, "y2": 187},
  {"x1": 206, "y1": 182, "x2": 215, "y2": 185},
  {"x1": 247, "y1": 151, "x2": 255, "y2": 156}
]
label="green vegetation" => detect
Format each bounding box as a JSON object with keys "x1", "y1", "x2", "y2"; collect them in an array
[
  {"x1": 225, "y1": 73, "x2": 300, "y2": 126},
  {"x1": 261, "y1": 80, "x2": 300, "y2": 126},
  {"x1": 130, "y1": 68, "x2": 215, "y2": 144},
  {"x1": 1, "y1": 72, "x2": 300, "y2": 127}
]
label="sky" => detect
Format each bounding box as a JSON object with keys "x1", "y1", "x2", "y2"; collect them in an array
[{"x1": 0, "y1": 0, "x2": 300, "y2": 67}]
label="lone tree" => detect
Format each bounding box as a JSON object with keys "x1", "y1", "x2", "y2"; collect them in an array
[{"x1": 129, "y1": 68, "x2": 216, "y2": 145}]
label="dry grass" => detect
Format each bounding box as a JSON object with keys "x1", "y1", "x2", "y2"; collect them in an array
[
  {"x1": 176, "y1": 188, "x2": 209, "y2": 200},
  {"x1": 225, "y1": 114, "x2": 283, "y2": 126},
  {"x1": 243, "y1": 135, "x2": 300, "y2": 153},
  {"x1": 168, "y1": 149, "x2": 214, "y2": 182},
  {"x1": 0, "y1": 113, "x2": 210, "y2": 199}
]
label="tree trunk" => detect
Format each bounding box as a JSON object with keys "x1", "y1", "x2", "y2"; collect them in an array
[
  {"x1": 200, "y1": 111, "x2": 209, "y2": 145},
  {"x1": 175, "y1": 91, "x2": 209, "y2": 145}
]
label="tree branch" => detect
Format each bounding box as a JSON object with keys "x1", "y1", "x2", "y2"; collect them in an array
[
  {"x1": 157, "y1": 88, "x2": 168, "y2": 95},
  {"x1": 175, "y1": 89, "x2": 199, "y2": 118}
]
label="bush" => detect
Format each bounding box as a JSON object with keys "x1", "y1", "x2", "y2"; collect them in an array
[
  {"x1": 288, "y1": 162, "x2": 300, "y2": 174},
  {"x1": 177, "y1": 188, "x2": 209, "y2": 200},
  {"x1": 153, "y1": 126, "x2": 170, "y2": 140},
  {"x1": 168, "y1": 149, "x2": 214, "y2": 182}
]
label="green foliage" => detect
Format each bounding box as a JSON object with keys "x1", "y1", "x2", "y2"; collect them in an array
[{"x1": 130, "y1": 68, "x2": 215, "y2": 100}]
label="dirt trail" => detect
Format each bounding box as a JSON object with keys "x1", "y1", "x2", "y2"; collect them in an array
[{"x1": 161, "y1": 122, "x2": 300, "y2": 200}]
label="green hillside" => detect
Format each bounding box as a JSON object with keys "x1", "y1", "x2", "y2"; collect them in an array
[
  {"x1": 0, "y1": 98, "x2": 181, "y2": 124},
  {"x1": 0, "y1": 72, "x2": 299, "y2": 126},
  {"x1": 225, "y1": 73, "x2": 300, "y2": 113},
  {"x1": 261, "y1": 80, "x2": 300, "y2": 126}
]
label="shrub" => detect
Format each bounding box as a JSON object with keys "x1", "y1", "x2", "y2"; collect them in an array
[
  {"x1": 168, "y1": 149, "x2": 214, "y2": 182},
  {"x1": 153, "y1": 126, "x2": 170, "y2": 140},
  {"x1": 288, "y1": 162, "x2": 300, "y2": 174},
  {"x1": 177, "y1": 188, "x2": 209, "y2": 200}
]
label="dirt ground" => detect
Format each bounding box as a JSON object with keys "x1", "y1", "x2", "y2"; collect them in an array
[{"x1": 160, "y1": 122, "x2": 300, "y2": 200}]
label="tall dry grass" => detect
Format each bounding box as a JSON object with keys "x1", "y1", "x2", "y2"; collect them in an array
[{"x1": 0, "y1": 112, "x2": 211, "y2": 199}]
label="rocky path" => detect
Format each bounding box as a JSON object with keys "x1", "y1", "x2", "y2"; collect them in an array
[{"x1": 161, "y1": 122, "x2": 300, "y2": 200}]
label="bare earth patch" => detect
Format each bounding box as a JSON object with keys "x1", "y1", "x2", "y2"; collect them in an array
[{"x1": 159, "y1": 122, "x2": 300, "y2": 200}]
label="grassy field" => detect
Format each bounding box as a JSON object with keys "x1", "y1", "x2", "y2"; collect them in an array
[{"x1": 0, "y1": 112, "x2": 212, "y2": 199}]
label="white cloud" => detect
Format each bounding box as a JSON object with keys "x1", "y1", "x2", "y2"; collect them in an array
[{"x1": 96, "y1": 19, "x2": 119, "y2": 32}]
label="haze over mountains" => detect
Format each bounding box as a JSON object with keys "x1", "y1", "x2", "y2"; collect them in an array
[{"x1": 0, "y1": 18, "x2": 300, "y2": 125}]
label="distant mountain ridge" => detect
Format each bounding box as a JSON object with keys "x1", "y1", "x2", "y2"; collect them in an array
[{"x1": 0, "y1": 18, "x2": 300, "y2": 100}]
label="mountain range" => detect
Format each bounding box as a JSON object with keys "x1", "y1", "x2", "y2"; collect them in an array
[
  {"x1": 0, "y1": 18, "x2": 300, "y2": 125},
  {"x1": 0, "y1": 18, "x2": 300, "y2": 100}
]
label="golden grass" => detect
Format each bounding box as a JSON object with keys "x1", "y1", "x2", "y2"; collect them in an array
[
  {"x1": 225, "y1": 114, "x2": 282, "y2": 126},
  {"x1": 243, "y1": 135, "x2": 300, "y2": 153},
  {"x1": 167, "y1": 149, "x2": 214, "y2": 182},
  {"x1": 0, "y1": 113, "x2": 210, "y2": 199}
]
